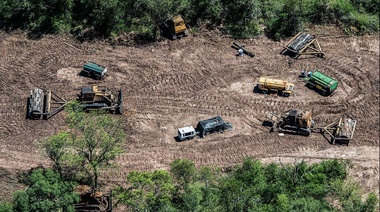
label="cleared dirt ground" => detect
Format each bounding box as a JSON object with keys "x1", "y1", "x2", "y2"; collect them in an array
[{"x1": 0, "y1": 29, "x2": 378, "y2": 201}]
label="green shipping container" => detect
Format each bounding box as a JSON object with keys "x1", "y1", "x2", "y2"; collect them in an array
[
  {"x1": 308, "y1": 70, "x2": 338, "y2": 95},
  {"x1": 83, "y1": 62, "x2": 108, "y2": 79}
]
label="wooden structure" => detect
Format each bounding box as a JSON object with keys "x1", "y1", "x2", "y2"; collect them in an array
[{"x1": 281, "y1": 32, "x2": 324, "y2": 58}]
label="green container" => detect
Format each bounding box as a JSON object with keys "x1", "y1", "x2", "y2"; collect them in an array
[
  {"x1": 308, "y1": 70, "x2": 338, "y2": 95},
  {"x1": 83, "y1": 62, "x2": 107, "y2": 79}
]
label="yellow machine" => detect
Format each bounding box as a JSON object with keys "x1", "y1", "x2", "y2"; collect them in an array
[
  {"x1": 268, "y1": 109, "x2": 314, "y2": 136},
  {"x1": 74, "y1": 185, "x2": 112, "y2": 211},
  {"x1": 77, "y1": 86, "x2": 123, "y2": 114},
  {"x1": 266, "y1": 109, "x2": 357, "y2": 145},
  {"x1": 160, "y1": 15, "x2": 188, "y2": 40},
  {"x1": 256, "y1": 77, "x2": 294, "y2": 97}
]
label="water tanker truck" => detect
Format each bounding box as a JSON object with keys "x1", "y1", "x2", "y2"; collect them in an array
[
  {"x1": 255, "y1": 77, "x2": 294, "y2": 97},
  {"x1": 306, "y1": 70, "x2": 338, "y2": 96}
]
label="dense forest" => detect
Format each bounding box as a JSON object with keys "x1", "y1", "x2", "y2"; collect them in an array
[
  {"x1": 0, "y1": 0, "x2": 379, "y2": 41},
  {"x1": 0, "y1": 104, "x2": 378, "y2": 211}
]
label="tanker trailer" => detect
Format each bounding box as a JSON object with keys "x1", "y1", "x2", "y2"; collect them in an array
[
  {"x1": 306, "y1": 70, "x2": 338, "y2": 96},
  {"x1": 255, "y1": 77, "x2": 294, "y2": 97}
]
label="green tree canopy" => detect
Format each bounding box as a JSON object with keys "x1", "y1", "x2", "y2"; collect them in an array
[
  {"x1": 13, "y1": 168, "x2": 79, "y2": 212},
  {"x1": 114, "y1": 170, "x2": 176, "y2": 211},
  {"x1": 114, "y1": 158, "x2": 378, "y2": 212},
  {"x1": 1, "y1": 0, "x2": 378, "y2": 39},
  {"x1": 44, "y1": 101, "x2": 126, "y2": 189},
  {"x1": 170, "y1": 158, "x2": 197, "y2": 188}
]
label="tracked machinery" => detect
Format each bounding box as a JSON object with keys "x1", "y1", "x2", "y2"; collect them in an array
[
  {"x1": 266, "y1": 109, "x2": 357, "y2": 145},
  {"x1": 74, "y1": 185, "x2": 112, "y2": 212},
  {"x1": 159, "y1": 15, "x2": 188, "y2": 40},
  {"x1": 267, "y1": 109, "x2": 314, "y2": 136},
  {"x1": 77, "y1": 86, "x2": 123, "y2": 114}
]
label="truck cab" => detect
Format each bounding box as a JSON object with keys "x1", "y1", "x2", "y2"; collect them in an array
[{"x1": 178, "y1": 126, "x2": 196, "y2": 141}]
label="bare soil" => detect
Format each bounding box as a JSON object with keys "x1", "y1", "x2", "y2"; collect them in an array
[{"x1": 0, "y1": 29, "x2": 378, "y2": 202}]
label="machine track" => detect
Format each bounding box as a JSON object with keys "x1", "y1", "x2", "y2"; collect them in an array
[{"x1": 0, "y1": 32, "x2": 378, "y2": 199}]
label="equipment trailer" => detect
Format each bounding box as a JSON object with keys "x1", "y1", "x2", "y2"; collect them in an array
[
  {"x1": 27, "y1": 88, "x2": 68, "y2": 120},
  {"x1": 305, "y1": 70, "x2": 339, "y2": 96},
  {"x1": 81, "y1": 62, "x2": 108, "y2": 80},
  {"x1": 177, "y1": 116, "x2": 232, "y2": 141}
]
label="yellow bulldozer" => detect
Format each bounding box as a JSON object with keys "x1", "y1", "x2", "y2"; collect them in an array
[
  {"x1": 266, "y1": 109, "x2": 357, "y2": 145},
  {"x1": 267, "y1": 109, "x2": 314, "y2": 136},
  {"x1": 159, "y1": 15, "x2": 188, "y2": 40},
  {"x1": 77, "y1": 86, "x2": 123, "y2": 114},
  {"x1": 74, "y1": 185, "x2": 112, "y2": 212}
]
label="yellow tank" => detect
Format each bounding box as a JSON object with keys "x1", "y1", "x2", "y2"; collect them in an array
[{"x1": 257, "y1": 77, "x2": 294, "y2": 97}]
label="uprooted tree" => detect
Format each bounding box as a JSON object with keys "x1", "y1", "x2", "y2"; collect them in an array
[{"x1": 43, "y1": 101, "x2": 126, "y2": 188}]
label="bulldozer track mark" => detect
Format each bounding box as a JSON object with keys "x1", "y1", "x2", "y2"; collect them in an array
[{"x1": 0, "y1": 33, "x2": 378, "y2": 197}]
